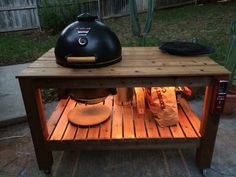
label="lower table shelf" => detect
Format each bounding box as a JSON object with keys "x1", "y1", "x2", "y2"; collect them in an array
[{"x1": 47, "y1": 96, "x2": 201, "y2": 150}]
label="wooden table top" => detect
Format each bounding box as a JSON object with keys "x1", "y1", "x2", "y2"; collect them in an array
[{"x1": 17, "y1": 47, "x2": 230, "y2": 78}]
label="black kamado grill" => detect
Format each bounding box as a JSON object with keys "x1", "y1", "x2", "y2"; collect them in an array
[{"x1": 55, "y1": 13, "x2": 122, "y2": 68}]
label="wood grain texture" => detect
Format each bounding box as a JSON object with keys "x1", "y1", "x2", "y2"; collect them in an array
[
  {"x1": 47, "y1": 98, "x2": 69, "y2": 136},
  {"x1": 170, "y1": 123, "x2": 185, "y2": 138},
  {"x1": 86, "y1": 102, "x2": 104, "y2": 140},
  {"x1": 133, "y1": 108, "x2": 147, "y2": 138},
  {"x1": 112, "y1": 97, "x2": 123, "y2": 139},
  {"x1": 196, "y1": 82, "x2": 222, "y2": 169},
  {"x1": 0, "y1": 0, "x2": 40, "y2": 32},
  {"x1": 48, "y1": 97, "x2": 200, "y2": 142},
  {"x1": 99, "y1": 97, "x2": 113, "y2": 139},
  {"x1": 50, "y1": 99, "x2": 77, "y2": 140},
  {"x1": 178, "y1": 98, "x2": 201, "y2": 137},
  {"x1": 86, "y1": 125, "x2": 100, "y2": 140},
  {"x1": 31, "y1": 77, "x2": 212, "y2": 89},
  {"x1": 144, "y1": 109, "x2": 160, "y2": 138},
  {"x1": 17, "y1": 47, "x2": 229, "y2": 172},
  {"x1": 31, "y1": 58, "x2": 217, "y2": 68},
  {"x1": 123, "y1": 104, "x2": 135, "y2": 138},
  {"x1": 17, "y1": 47, "x2": 230, "y2": 78},
  {"x1": 75, "y1": 127, "x2": 88, "y2": 140},
  {"x1": 158, "y1": 126, "x2": 173, "y2": 138},
  {"x1": 178, "y1": 106, "x2": 198, "y2": 138},
  {"x1": 18, "y1": 79, "x2": 52, "y2": 171}
]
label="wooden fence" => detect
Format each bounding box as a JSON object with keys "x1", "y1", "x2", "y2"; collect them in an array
[
  {"x1": 0, "y1": 0, "x2": 40, "y2": 32},
  {"x1": 80, "y1": 0, "x2": 195, "y2": 19},
  {"x1": 0, "y1": 0, "x2": 195, "y2": 32}
]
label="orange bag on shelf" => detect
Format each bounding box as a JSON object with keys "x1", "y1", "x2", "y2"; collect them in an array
[{"x1": 146, "y1": 87, "x2": 179, "y2": 127}]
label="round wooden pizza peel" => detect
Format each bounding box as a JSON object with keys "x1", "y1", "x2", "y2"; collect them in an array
[{"x1": 68, "y1": 105, "x2": 111, "y2": 126}]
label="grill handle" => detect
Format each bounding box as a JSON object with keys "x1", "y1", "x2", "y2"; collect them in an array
[{"x1": 66, "y1": 56, "x2": 96, "y2": 63}]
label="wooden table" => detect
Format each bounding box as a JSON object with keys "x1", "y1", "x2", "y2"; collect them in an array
[{"x1": 17, "y1": 47, "x2": 230, "y2": 173}]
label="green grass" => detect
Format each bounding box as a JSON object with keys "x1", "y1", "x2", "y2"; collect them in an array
[
  {"x1": 106, "y1": 2, "x2": 236, "y2": 65},
  {"x1": 0, "y1": 31, "x2": 57, "y2": 66},
  {"x1": 0, "y1": 2, "x2": 236, "y2": 66}
]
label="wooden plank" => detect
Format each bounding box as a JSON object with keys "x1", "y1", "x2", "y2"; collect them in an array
[
  {"x1": 63, "y1": 100, "x2": 102, "y2": 140},
  {"x1": 169, "y1": 123, "x2": 185, "y2": 138},
  {"x1": 86, "y1": 102, "x2": 103, "y2": 140},
  {"x1": 112, "y1": 97, "x2": 123, "y2": 139},
  {"x1": 73, "y1": 103, "x2": 89, "y2": 140},
  {"x1": 30, "y1": 58, "x2": 217, "y2": 68},
  {"x1": 123, "y1": 104, "x2": 135, "y2": 139},
  {"x1": 143, "y1": 109, "x2": 160, "y2": 138},
  {"x1": 0, "y1": 6, "x2": 37, "y2": 11},
  {"x1": 62, "y1": 102, "x2": 83, "y2": 140},
  {"x1": 86, "y1": 125, "x2": 100, "y2": 140},
  {"x1": 75, "y1": 127, "x2": 88, "y2": 140},
  {"x1": 18, "y1": 65, "x2": 229, "y2": 78},
  {"x1": 37, "y1": 57, "x2": 55, "y2": 61},
  {"x1": 121, "y1": 55, "x2": 214, "y2": 61},
  {"x1": 35, "y1": 53, "x2": 215, "y2": 63},
  {"x1": 18, "y1": 47, "x2": 229, "y2": 78},
  {"x1": 122, "y1": 47, "x2": 160, "y2": 52},
  {"x1": 158, "y1": 126, "x2": 173, "y2": 138},
  {"x1": 36, "y1": 47, "x2": 215, "y2": 63},
  {"x1": 178, "y1": 106, "x2": 198, "y2": 138},
  {"x1": 38, "y1": 50, "x2": 55, "y2": 59},
  {"x1": 32, "y1": 77, "x2": 211, "y2": 89},
  {"x1": 48, "y1": 139, "x2": 201, "y2": 151},
  {"x1": 178, "y1": 98, "x2": 201, "y2": 137},
  {"x1": 0, "y1": 0, "x2": 40, "y2": 33},
  {"x1": 45, "y1": 47, "x2": 212, "y2": 59},
  {"x1": 133, "y1": 107, "x2": 147, "y2": 138},
  {"x1": 62, "y1": 122, "x2": 77, "y2": 140},
  {"x1": 50, "y1": 99, "x2": 77, "y2": 140},
  {"x1": 99, "y1": 96, "x2": 113, "y2": 139},
  {"x1": 47, "y1": 98, "x2": 69, "y2": 136}
]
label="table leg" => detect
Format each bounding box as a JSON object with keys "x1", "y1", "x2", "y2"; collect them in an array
[
  {"x1": 196, "y1": 83, "x2": 220, "y2": 170},
  {"x1": 19, "y1": 79, "x2": 53, "y2": 171}
]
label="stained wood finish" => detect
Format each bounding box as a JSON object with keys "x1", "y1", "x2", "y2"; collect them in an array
[
  {"x1": 196, "y1": 81, "x2": 224, "y2": 170},
  {"x1": 17, "y1": 47, "x2": 230, "y2": 78},
  {"x1": 32, "y1": 77, "x2": 212, "y2": 89},
  {"x1": 18, "y1": 79, "x2": 53, "y2": 171},
  {"x1": 48, "y1": 96, "x2": 201, "y2": 144},
  {"x1": 99, "y1": 97, "x2": 113, "y2": 139},
  {"x1": 17, "y1": 47, "x2": 230, "y2": 171},
  {"x1": 112, "y1": 97, "x2": 123, "y2": 139},
  {"x1": 32, "y1": 58, "x2": 217, "y2": 68},
  {"x1": 178, "y1": 98, "x2": 201, "y2": 137},
  {"x1": 144, "y1": 109, "x2": 160, "y2": 138},
  {"x1": 47, "y1": 98, "x2": 69, "y2": 135},
  {"x1": 50, "y1": 99, "x2": 77, "y2": 140}
]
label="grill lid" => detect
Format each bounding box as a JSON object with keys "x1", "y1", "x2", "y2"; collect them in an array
[
  {"x1": 159, "y1": 41, "x2": 215, "y2": 56},
  {"x1": 55, "y1": 13, "x2": 122, "y2": 68}
]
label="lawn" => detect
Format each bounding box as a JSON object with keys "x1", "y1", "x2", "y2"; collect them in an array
[
  {"x1": 0, "y1": 31, "x2": 57, "y2": 66},
  {"x1": 0, "y1": 2, "x2": 236, "y2": 66}
]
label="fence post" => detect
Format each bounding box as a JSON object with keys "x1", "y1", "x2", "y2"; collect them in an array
[
  {"x1": 35, "y1": 0, "x2": 41, "y2": 31},
  {"x1": 97, "y1": 0, "x2": 102, "y2": 21}
]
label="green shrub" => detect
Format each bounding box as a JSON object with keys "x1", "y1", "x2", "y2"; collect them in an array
[
  {"x1": 39, "y1": 0, "x2": 80, "y2": 33},
  {"x1": 224, "y1": 20, "x2": 236, "y2": 83}
]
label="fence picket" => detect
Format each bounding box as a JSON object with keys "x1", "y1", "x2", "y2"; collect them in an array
[{"x1": 0, "y1": 0, "x2": 194, "y2": 32}]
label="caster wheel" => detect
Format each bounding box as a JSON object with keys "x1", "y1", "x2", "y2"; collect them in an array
[
  {"x1": 202, "y1": 169, "x2": 207, "y2": 177},
  {"x1": 44, "y1": 169, "x2": 51, "y2": 175}
]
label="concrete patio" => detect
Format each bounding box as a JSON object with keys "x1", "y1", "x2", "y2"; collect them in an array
[
  {"x1": 0, "y1": 64, "x2": 235, "y2": 177},
  {"x1": 0, "y1": 114, "x2": 236, "y2": 177}
]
